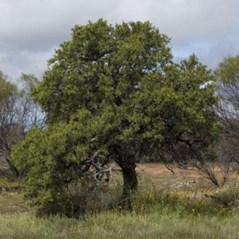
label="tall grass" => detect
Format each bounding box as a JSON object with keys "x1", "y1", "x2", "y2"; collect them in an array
[{"x1": 0, "y1": 210, "x2": 239, "y2": 239}]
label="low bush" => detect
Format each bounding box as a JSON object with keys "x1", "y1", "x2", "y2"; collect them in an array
[
  {"x1": 207, "y1": 184, "x2": 239, "y2": 210},
  {"x1": 130, "y1": 183, "x2": 229, "y2": 217}
]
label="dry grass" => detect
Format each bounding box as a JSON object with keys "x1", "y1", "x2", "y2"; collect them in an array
[
  {"x1": 0, "y1": 192, "x2": 31, "y2": 214},
  {"x1": 137, "y1": 163, "x2": 209, "y2": 199},
  {"x1": 137, "y1": 163, "x2": 238, "y2": 192}
]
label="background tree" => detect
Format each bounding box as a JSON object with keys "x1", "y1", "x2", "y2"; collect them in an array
[
  {"x1": 13, "y1": 19, "x2": 219, "y2": 213},
  {"x1": 18, "y1": 73, "x2": 45, "y2": 130},
  {"x1": 0, "y1": 72, "x2": 22, "y2": 176},
  {"x1": 0, "y1": 72, "x2": 44, "y2": 176},
  {"x1": 191, "y1": 56, "x2": 239, "y2": 188},
  {"x1": 215, "y1": 56, "x2": 239, "y2": 164}
]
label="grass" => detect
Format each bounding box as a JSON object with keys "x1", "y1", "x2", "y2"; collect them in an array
[
  {"x1": 1, "y1": 163, "x2": 239, "y2": 238},
  {"x1": 0, "y1": 210, "x2": 239, "y2": 239}
]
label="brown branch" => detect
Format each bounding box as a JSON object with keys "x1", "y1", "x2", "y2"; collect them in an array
[{"x1": 164, "y1": 163, "x2": 175, "y2": 175}]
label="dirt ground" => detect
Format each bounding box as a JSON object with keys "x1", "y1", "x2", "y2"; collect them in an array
[
  {"x1": 137, "y1": 163, "x2": 201, "y2": 177},
  {"x1": 134, "y1": 163, "x2": 239, "y2": 196}
]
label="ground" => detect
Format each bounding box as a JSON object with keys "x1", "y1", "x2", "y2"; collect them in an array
[{"x1": 0, "y1": 163, "x2": 236, "y2": 214}]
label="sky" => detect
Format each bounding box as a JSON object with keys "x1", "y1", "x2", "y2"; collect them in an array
[{"x1": 0, "y1": 0, "x2": 239, "y2": 80}]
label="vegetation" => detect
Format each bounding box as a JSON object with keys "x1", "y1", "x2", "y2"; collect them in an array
[
  {"x1": 1, "y1": 210, "x2": 239, "y2": 239},
  {"x1": 189, "y1": 56, "x2": 239, "y2": 188},
  {"x1": 12, "y1": 19, "x2": 218, "y2": 214},
  {"x1": 0, "y1": 167, "x2": 239, "y2": 239},
  {"x1": 215, "y1": 56, "x2": 239, "y2": 164}
]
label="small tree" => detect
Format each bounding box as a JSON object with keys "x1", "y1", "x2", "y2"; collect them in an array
[
  {"x1": 215, "y1": 56, "x2": 239, "y2": 164},
  {"x1": 0, "y1": 72, "x2": 44, "y2": 176},
  {"x1": 185, "y1": 56, "x2": 239, "y2": 188},
  {"x1": 13, "y1": 20, "x2": 219, "y2": 213},
  {"x1": 0, "y1": 72, "x2": 22, "y2": 176}
]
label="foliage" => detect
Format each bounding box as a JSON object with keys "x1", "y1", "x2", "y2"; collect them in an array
[
  {"x1": 215, "y1": 55, "x2": 239, "y2": 83},
  {"x1": 13, "y1": 121, "x2": 121, "y2": 216},
  {"x1": 13, "y1": 19, "x2": 219, "y2": 215}
]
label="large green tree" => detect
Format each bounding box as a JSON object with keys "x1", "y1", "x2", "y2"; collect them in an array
[{"x1": 13, "y1": 20, "x2": 219, "y2": 213}]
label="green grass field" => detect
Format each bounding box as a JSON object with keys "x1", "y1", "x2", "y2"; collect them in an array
[
  {"x1": 0, "y1": 209, "x2": 239, "y2": 239},
  {"x1": 0, "y1": 163, "x2": 239, "y2": 239}
]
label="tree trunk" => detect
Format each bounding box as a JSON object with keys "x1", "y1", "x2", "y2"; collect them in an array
[
  {"x1": 118, "y1": 162, "x2": 137, "y2": 210},
  {"x1": 110, "y1": 144, "x2": 138, "y2": 209},
  {"x1": 116, "y1": 155, "x2": 138, "y2": 210},
  {"x1": 122, "y1": 164, "x2": 138, "y2": 196}
]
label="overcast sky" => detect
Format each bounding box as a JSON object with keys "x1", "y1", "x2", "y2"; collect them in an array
[{"x1": 0, "y1": 0, "x2": 239, "y2": 80}]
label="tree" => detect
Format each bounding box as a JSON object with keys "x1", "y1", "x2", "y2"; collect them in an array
[
  {"x1": 187, "y1": 56, "x2": 239, "y2": 189},
  {"x1": 12, "y1": 19, "x2": 219, "y2": 213},
  {"x1": 215, "y1": 56, "x2": 239, "y2": 164},
  {"x1": 193, "y1": 55, "x2": 239, "y2": 188},
  {"x1": 0, "y1": 72, "x2": 44, "y2": 176},
  {"x1": 0, "y1": 72, "x2": 22, "y2": 176},
  {"x1": 17, "y1": 73, "x2": 45, "y2": 130}
]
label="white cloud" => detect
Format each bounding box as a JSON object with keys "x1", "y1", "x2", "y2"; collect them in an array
[
  {"x1": 0, "y1": 0, "x2": 238, "y2": 78},
  {"x1": 1, "y1": 0, "x2": 238, "y2": 43},
  {"x1": 150, "y1": 0, "x2": 239, "y2": 41},
  {"x1": 0, "y1": 47, "x2": 55, "y2": 79}
]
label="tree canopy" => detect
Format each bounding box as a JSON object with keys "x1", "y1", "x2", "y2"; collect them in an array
[
  {"x1": 13, "y1": 19, "x2": 219, "y2": 214},
  {"x1": 215, "y1": 55, "x2": 239, "y2": 83}
]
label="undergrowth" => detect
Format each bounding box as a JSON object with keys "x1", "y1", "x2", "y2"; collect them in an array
[{"x1": 1, "y1": 166, "x2": 239, "y2": 238}]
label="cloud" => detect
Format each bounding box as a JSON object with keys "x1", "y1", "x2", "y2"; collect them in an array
[
  {"x1": 172, "y1": 39, "x2": 239, "y2": 68},
  {"x1": 150, "y1": 0, "x2": 239, "y2": 41},
  {"x1": 0, "y1": 47, "x2": 55, "y2": 79},
  {"x1": 0, "y1": 0, "x2": 119, "y2": 47},
  {"x1": 2, "y1": 0, "x2": 238, "y2": 44},
  {"x1": 0, "y1": 0, "x2": 238, "y2": 78}
]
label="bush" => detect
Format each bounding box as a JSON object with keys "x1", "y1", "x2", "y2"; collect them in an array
[
  {"x1": 130, "y1": 183, "x2": 229, "y2": 217},
  {"x1": 207, "y1": 185, "x2": 239, "y2": 210}
]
